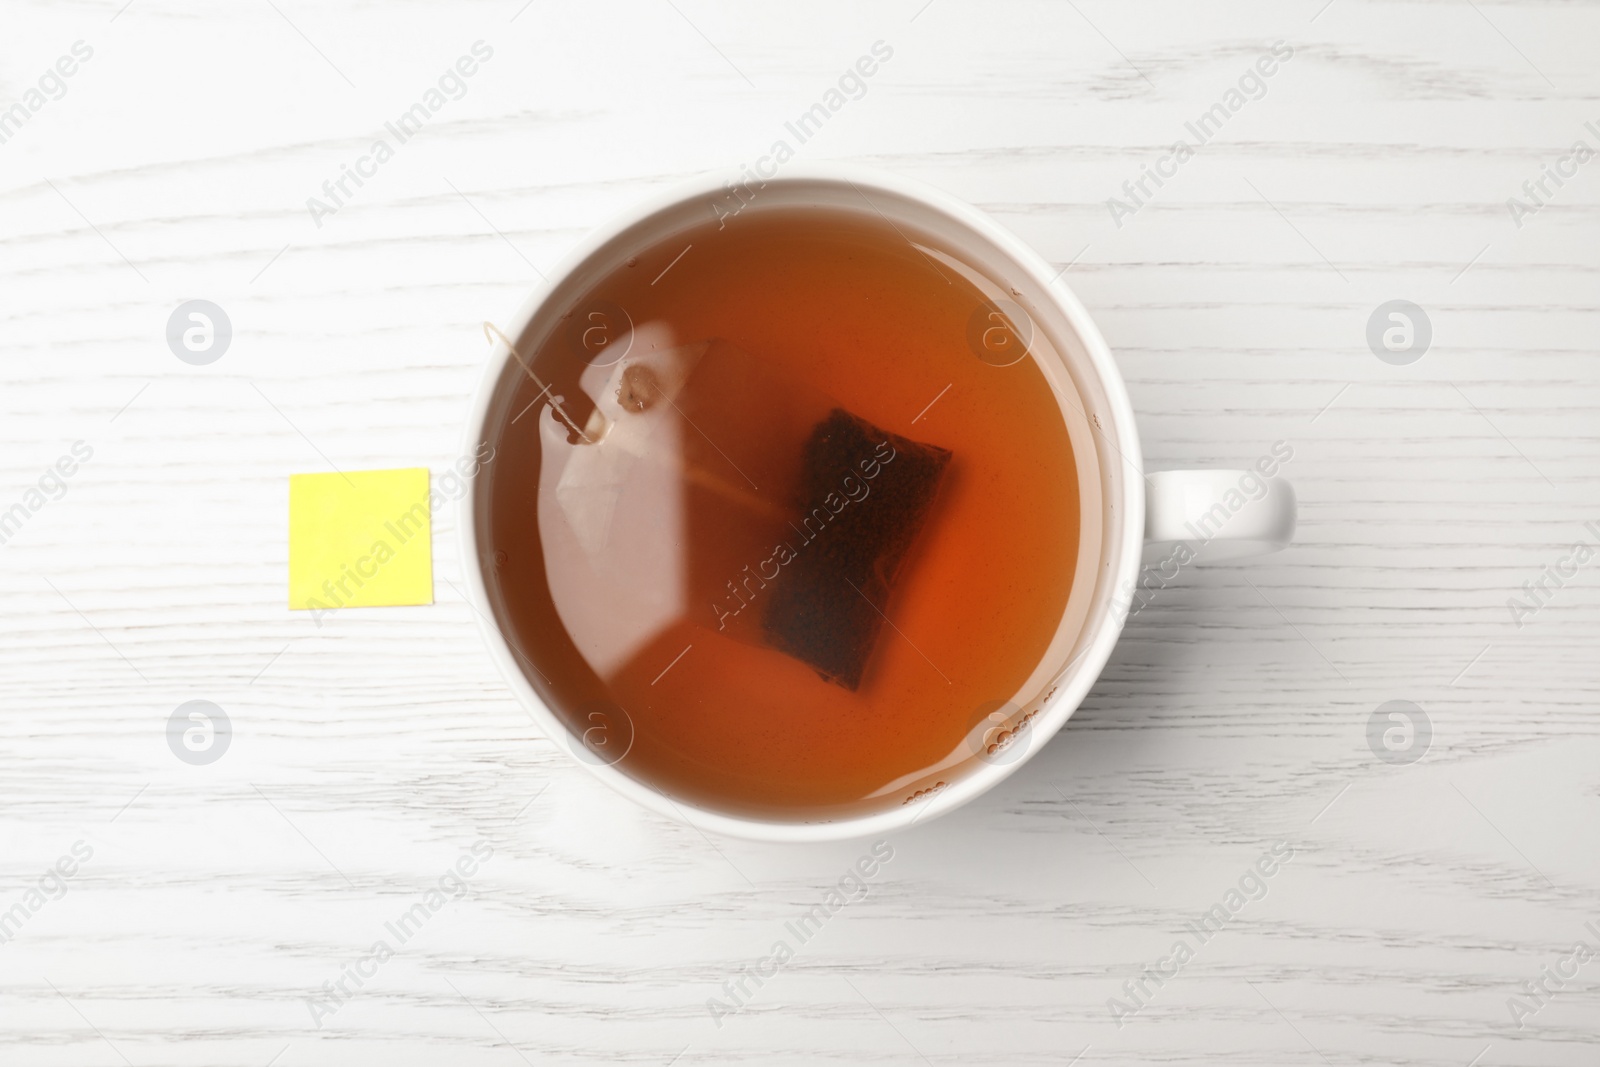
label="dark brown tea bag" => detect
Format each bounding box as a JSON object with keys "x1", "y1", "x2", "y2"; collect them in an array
[
  {"x1": 758, "y1": 410, "x2": 951, "y2": 689},
  {"x1": 540, "y1": 336, "x2": 950, "y2": 690}
]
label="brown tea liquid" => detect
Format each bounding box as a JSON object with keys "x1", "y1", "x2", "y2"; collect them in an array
[{"x1": 486, "y1": 204, "x2": 1079, "y2": 819}]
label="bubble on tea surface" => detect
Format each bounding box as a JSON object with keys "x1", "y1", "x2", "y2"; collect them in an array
[
  {"x1": 964, "y1": 700, "x2": 1033, "y2": 766},
  {"x1": 616, "y1": 364, "x2": 663, "y2": 412},
  {"x1": 903, "y1": 781, "x2": 948, "y2": 806}
]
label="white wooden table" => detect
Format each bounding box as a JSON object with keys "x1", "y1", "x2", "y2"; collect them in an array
[{"x1": 4, "y1": 1, "x2": 1598, "y2": 1063}]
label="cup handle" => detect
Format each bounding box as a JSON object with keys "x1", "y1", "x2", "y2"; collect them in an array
[{"x1": 1143, "y1": 470, "x2": 1296, "y2": 564}]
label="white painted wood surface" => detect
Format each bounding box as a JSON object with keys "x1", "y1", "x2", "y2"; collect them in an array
[{"x1": 3, "y1": 0, "x2": 1598, "y2": 1063}]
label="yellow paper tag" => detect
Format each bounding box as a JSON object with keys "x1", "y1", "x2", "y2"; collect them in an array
[{"x1": 288, "y1": 468, "x2": 433, "y2": 612}]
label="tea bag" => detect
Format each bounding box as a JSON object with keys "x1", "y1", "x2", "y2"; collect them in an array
[
  {"x1": 756, "y1": 408, "x2": 951, "y2": 689},
  {"x1": 539, "y1": 336, "x2": 951, "y2": 690}
]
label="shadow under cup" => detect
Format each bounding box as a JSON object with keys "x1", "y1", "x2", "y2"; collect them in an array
[{"x1": 464, "y1": 172, "x2": 1137, "y2": 835}]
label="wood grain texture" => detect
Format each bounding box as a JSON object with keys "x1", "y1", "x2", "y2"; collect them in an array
[{"x1": 3, "y1": 0, "x2": 1599, "y2": 1064}]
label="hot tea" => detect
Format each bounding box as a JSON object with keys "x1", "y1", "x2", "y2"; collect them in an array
[{"x1": 485, "y1": 203, "x2": 1079, "y2": 818}]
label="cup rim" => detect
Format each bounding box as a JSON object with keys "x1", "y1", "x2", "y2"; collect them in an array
[{"x1": 458, "y1": 161, "x2": 1144, "y2": 842}]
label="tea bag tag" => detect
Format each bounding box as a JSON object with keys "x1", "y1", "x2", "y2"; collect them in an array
[{"x1": 555, "y1": 339, "x2": 708, "y2": 554}]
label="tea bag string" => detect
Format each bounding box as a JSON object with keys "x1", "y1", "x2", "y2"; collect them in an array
[{"x1": 481, "y1": 321, "x2": 593, "y2": 443}]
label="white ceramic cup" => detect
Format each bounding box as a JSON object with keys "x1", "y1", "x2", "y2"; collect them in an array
[{"x1": 461, "y1": 163, "x2": 1295, "y2": 842}]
